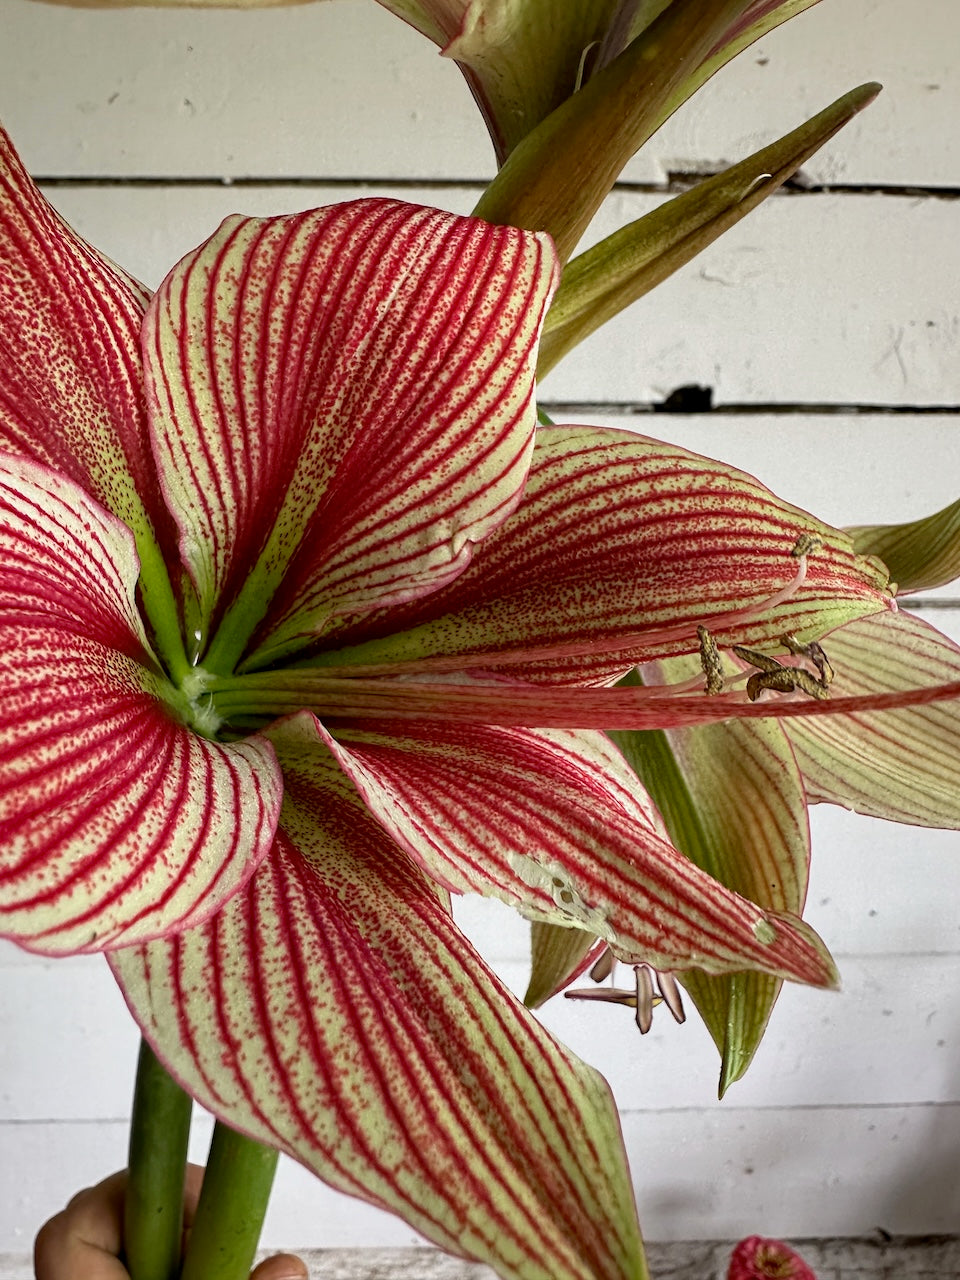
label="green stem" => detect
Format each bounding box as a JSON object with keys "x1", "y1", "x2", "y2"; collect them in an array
[
  {"x1": 179, "y1": 1122, "x2": 279, "y2": 1280},
  {"x1": 124, "y1": 1039, "x2": 193, "y2": 1280}
]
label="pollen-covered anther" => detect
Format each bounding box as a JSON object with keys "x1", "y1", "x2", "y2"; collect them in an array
[
  {"x1": 791, "y1": 531, "x2": 823, "y2": 558},
  {"x1": 781, "y1": 632, "x2": 835, "y2": 687},
  {"x1": 697, "y1": 625, "x2": 725, "y2": 695},
  {"x1": 731, "y1": 644, "x2": 831, "y2": 703}
]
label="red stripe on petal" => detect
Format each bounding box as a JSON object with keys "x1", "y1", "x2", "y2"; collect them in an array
[
  {"x1": 318, "y1": 717, "x2": 835, "y2": 987},
  {"x1": 0, "y1": 456, "x2": 283, "y2": 955},
  {"x1": 143, "y1": 200, "x2": 557, "y2": 670},
  {"x1": 320, "y1": 425, "x2": 889, "y2": 681},
  {"x1": 0, "y1": 125, "x2": 176, "y2": 559}
]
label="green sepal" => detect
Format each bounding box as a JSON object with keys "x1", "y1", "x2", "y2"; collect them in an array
[
  {"x1": 848, "y1": 494, "x2": 960, "y2": 594},
  {"x1": 538, "y1": 83, "x2": 881, "y2": 378}
]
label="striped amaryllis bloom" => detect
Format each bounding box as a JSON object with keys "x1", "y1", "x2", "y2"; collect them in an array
[
  {"x1": 727, "y1": 1236, "x2": 817, "y2": 1279},
  {"x1": 0, "y1": 119, "x2": 943, "y2": 1280}
]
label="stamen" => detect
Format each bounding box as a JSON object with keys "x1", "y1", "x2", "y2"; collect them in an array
[
  {"x1": 589, "y1": 949, "x2": 615, "y2": 983},
  {"x1": 746, "y1": 665, "x2": 829, "y2": 702},
  {"x1": 781, "y1": 633, "x2": 834, "y2": 687},
  {"x1": 732, "y1": 643, "x2": 831, "y2": 702},
  {"x1": 791, "y1": 532, "x2": 823, "y2": 558},
  {"x1": 635, "y1": 965, "x2": 655, "y2": 1033},
  {"x1": 565, "y1": 960, "x2": 686, "y2": 1034},
  {"x1": 698, "y1": 625, "x2": 725, "y2": 695}
]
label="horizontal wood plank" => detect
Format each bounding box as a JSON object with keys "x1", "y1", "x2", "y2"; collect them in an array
[
  {"x1": 34, "y1": 183, "x2": 960, "y2": 407},
  {"x1": 4, "y1": 951, "x2": 960, "y2": 1121},
  {"x1": 3, "y1": 1104, "x2": 960, "y2": 1249},
  {"x1": 2, "y1": 1238, "x2": 960, "y2": 1280},
  {"x1": 1, "y1": 0, "x2": 957, "y2": 186}
]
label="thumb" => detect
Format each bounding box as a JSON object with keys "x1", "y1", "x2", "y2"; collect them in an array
[{"x1": 250, "y1": 1253, "x2": 308, "y2": 1280}]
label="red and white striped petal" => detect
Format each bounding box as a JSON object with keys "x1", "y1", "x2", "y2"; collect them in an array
[
  {"x1": 788, "y1": 609, "x2": 960, "y2": 826},
  {"x1": 322, "y1": 425, "x2": 891, "y2": 681},
  {"x1": 0, "y1": 124, "x2": 174, "y2": 558},
  {"x1": 143, "y1": 200, "x2": 557, "y2": 669},
  {"x1": 320, "y1": 716, "x2": 836, "y2": 986},
  {"x1": 110, "y1": 715, "x2": 648, "y2": 1280},
  {"x1": 0, "y1": 455, "x2": 283, "y2": 955}
]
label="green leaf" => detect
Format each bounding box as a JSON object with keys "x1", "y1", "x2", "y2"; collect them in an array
[
  {"x1": 648, "y1": 2, "x2": 827, "y2": 135},
  {"x1": 848, "y1": 494, "x2": 960, "y2": 594},
  {"x1": 538, "y1": 83, "x2": 881, "y2": 378},
  {"x1": 611, "y1": 670, "x2": 813, "y2": 1094}
]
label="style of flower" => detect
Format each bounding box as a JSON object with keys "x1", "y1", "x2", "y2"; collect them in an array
[
  {"x1": 2, "y1": 118, "x2": 958, "y2": 1280},
  {"x1": 728, "y1": 1235, "x2": 817, "y2": 1279}
]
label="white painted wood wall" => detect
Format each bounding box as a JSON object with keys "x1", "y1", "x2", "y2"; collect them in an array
[{"x1": 1, "y1": 0, "x2": 959, "y2": 1264}]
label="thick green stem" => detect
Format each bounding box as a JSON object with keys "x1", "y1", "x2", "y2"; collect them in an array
[
  {"x1": 179, "y1": 1122, "x2": 279, "y2": 1280},
  {"x1": 124, "y1": 1039, "x2": 193, "y2": 1280}
]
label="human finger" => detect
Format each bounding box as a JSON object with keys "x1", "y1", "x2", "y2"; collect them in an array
[
  {"x1": 34, "y1": 1171, "x2": 130, "y2": 1280},
  {"x1": 250, "y1": 1254, "x2": 309, "y2": 1280}
]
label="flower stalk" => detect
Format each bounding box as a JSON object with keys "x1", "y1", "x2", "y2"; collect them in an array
[
  {"x1": 179, "y1": 1124, "x2": 280, "y2": 1280},
  {"x1": 124, "y1": 1040, "x2": 193, "y2": 1280}
]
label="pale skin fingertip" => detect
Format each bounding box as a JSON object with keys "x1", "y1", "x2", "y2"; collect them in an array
[{"x1": 251, "y1": 1255, "x2": 309, "y2": 1280}]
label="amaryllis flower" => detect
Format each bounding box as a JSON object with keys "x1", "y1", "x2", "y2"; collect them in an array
[
  {"x1": 0, "y1": 120, "x2": 944, "y2": 1279},
  {"x1": 728, "y1": 1235, "x2": 817, "y2": 1279}
]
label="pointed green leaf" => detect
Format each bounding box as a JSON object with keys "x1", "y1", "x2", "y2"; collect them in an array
[
  {"x1": 473, "y1": 0, "x2": 749, "y2": 261},
  {"x1": 538, "y1": 84, "x2": 881, "y2": 377},
  {"x1": 848, "y1": 495, "x2": 960, "y2": 594},
  {"x1": 612, "y1": 680, "x2": 812, "y2": 1093},
  {"x1": 649, "y1": 2, "x2": 827, "y2": 135}
]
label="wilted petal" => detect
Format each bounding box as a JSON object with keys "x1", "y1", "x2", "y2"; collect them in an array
[
  {"x1": 727, "y1": 1234, "x2": 816, "y2": 1280},
  {"x1": 324, "y1": 426, "x2": 890, "y2": 682},
  {"x1": 788, "y1": 609, "x2": 960, "y2": 826},
  {"x1": 0, "y1": 124, "x2": 173, "y2": 560},
  {"x1": 111, "y1": 715, "x2": 648, "y2": 1280},
  {"x1": 144, "y1": 200, "x2": 556, "y2": 670},
  {"x1": 321, "y1": 715, "x2": 836, "y2": 986},
  {"x1": 0, "y1": 454, "x2": 283, "y2": 955}
]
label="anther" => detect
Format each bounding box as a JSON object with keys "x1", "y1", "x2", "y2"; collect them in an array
[
  {"x1": 781, "y1": 633, "x2": 834, "y2": 687},
  {"x1": 791, "y1": 532, "x2": 823, "y2": 558},
  {"x1": 746, "y1": 665, "x2": 830, "y2": 702},
  {"x1": 698, "y1": 625, "x2": 725, "y2": 695}
]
